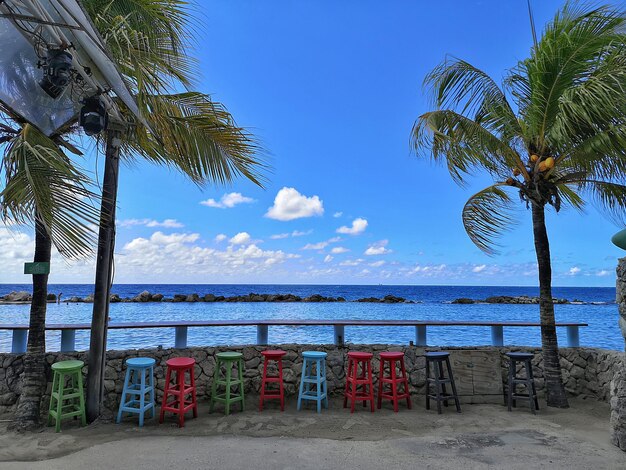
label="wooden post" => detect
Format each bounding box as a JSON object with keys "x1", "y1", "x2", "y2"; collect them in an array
[{"x1": 86, "y1": 129, "x2": 121, "y2": 422}]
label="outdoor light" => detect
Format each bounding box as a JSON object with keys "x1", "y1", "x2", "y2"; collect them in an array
[
  {"x1": 38, "y1": 49, "x2": 74, "y2": 99},
  {"x1": 79, "y1": 95, "x2": 108, "y2": 135}
]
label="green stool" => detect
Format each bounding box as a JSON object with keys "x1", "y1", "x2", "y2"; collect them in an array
[
  {"x1": 47, "y1": 360, "x2": 87, "y2": 432},
  {"x1": 210, "y1": 352, "x2": 245, "y2": 415}
]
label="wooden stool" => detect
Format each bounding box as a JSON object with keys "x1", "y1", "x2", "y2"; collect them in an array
[
  {"x1": 117, "y1": 357, "x2": 156, "y2": 426},
  {"x1": 344, "y1": 351, "x2": 375, "y2": 413},
  {"x1": 297, "y1": 351, "x2": 328, "y2": 413},
  {"x1": 425, "y1": 351, "x2": 461, "y2": 414},
  {"x1": 210, "y1": 352, "x2": 245, "y2": 415},
  {"x1": 259, "y1": 350, "x2": 286, "y2": 411},
  {"x1": 47, "y1": 360, "x2": 86, "y2": 432},
  {"x1": 505, "y1": 352, "x2": 539, "y2": 414},
  {"x1": 159, "y1": 357, "x2": 198, "y2": 427},
  {"x1": 377, "y1": 351, "x2": 412, "y2": 412}
]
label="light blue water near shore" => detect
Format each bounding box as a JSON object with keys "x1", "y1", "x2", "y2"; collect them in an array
[{"x1": 0, "y1": 284, "x2": 621, "y2": 351}]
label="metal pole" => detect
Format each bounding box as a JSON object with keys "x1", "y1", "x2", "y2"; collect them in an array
[{"x1": 86, "y1": 129, "x2": 121, "y2": 422}]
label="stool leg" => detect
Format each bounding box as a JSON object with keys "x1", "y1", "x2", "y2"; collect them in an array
[
  {"x1": 525, "y1": 360, "x2": 536, "y2": 415},
  {"x1": 117, "y1": 368, "x2": 130, "y2": 424},
  {"x1": 446, "y1": 357, "x2": 461, "y2": 413},
  {"x1": 55, "y1": 373, "x2": 64, "y2": 432},
  {"x1": 260, "y1": 358, "x2": 268, "y2": 411},
  {"x1": 149, "y1": 366, "x2": 156, "y2": 419},
  {"x1": 350, "y1": 360, "x2": 357, "y2": 413},
  {"x1": 190, "y1": 366, "x2": 198, "y2": 418},
  {"x1": 224, "y1": 362, "x2": 232, "y2": 416},
  {"x1": 368, "y1": 360, "x2": 375, "y2": 412},
  {"x1": 401, "y1": 358, "x2": 412, "y2": 409},
  {"x1": 391, "y1": 359, "x2": 399, "y2": 412},
  {"x1": 297, "y1": 359, "x2": 306, "y2": 411},
  {"x1": 177, "y1": 369, "x2": 185, "y2": 427},
  {"x1": 315, "y1": 359, "x2": 322, "y2": 413},
  {"x1": 438, "y1": 360, "x2": 448, "y2": 407},
  {"x1": 377, "y1": 359, "x2": 384, "y2": 409},
  {"x1": 507, "y1": 359, "x2": 514, "y2": 412},
  {"x1": 528, "y1": 361, "x2": 539, "y2": 411},
  {"x1": 139, "y1": 368, "x2": 146, "y2": 427},
  {"x1": 159, "y1": 366, "x2": 170, "y2": 423},
  {"x1": 278, "y1": 359, "x2": 285, "y2": 411},
  {"x1": 48, "y1": 371, "x2": 58, "y2": 427},
  {"x1": 434, "y1": 366, "x2": 443, "y2": 415},
  {"x1": 76, "y1": 370, "x2": 87, "y2": 427},
  {"x1": 322, "y1": 359, "x2": 328, "y2": 409},
  {"x1": 425, "y1": 359, "x2": 431, "y2": 411},
  {"x1": 238, "y1": 359, "x2": 245, "y2": 412}
]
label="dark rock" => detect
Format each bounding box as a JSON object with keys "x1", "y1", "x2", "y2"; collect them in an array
[
  {"x1": 173, "y1": 294, "x2": 187, "y2": 302},
  {"x1": 3, "y1": 291, "x2": 31, "y2": 302},
  {"x1": 109, "y1": 294, "x2": 121, "y2": 303},
  {"x1": 47, "y1": 294, "x2": 56, "y2": 301},
  {"x1": 452, "y1": 298, "x2": 475, "y2": 304},
  {"x1": 132, "y1": 290, "x2": 151, "y2": 302},
  {"x1": 151, "y1": 293, "x2": 164, "y2": 302},
  {"x1": 186, "y1": 294, "x2": 200, "y2": 302},
  {"x1": 83, "y1": 294, "x2": 94, "y2": 303},
  {"x1": 337, "y1": 297, "x2": 346, "y2": 302},
  {"x1": 203, "y1": 294, "x2": 216, "y2": 302},
  {"x1": 68, "y1": 296, "x2": 82, "y2": 303}
]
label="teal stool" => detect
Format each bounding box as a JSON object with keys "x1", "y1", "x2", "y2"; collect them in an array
[
  {"x1": 47, "y1": 360, "x2": 86, "y2": 432},
  {"x1": 297, "y1": 351, "x2": 328, "y2": 413},
  {"x1": 210, "y1": 352, "x2": 245, "y2": 415},
  {"x1": 117, "y1": 357, "x2": 156, "y2": 426}
]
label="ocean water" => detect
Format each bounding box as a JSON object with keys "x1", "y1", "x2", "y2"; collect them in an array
[{"x1": 0, "y1": 284, "x2": 622, "y2": 352}]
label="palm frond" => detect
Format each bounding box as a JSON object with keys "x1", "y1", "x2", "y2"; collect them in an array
[
  {"x1": 462, "y1": 184, "x2": 517, "y2": 255},
  {"x1": 568, "y1": 179, "x2": 626, "y2": 225},
  {"x1": 0, "y1": 125, "x2": 99, "y2": 258}
]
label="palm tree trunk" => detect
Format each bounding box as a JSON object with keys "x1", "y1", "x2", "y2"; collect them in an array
[
  {"x1": 12, "y1": 218, "x2": 51, "y2": 429},
  {"x1": 531, "y1": 202, "x2": 569, "y2": 408}
]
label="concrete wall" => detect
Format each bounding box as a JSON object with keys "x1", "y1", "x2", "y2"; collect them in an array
[{"x1": 0, "y1": 344, "x2": 622, "y2": 417}]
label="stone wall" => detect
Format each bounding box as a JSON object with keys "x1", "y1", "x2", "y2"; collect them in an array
[
  {"x1": 0, "y1": 345, "x2": 622, "y2": 418},
  {"x1": 612, "y1": 257, "x2": 626, "y2": 450}
]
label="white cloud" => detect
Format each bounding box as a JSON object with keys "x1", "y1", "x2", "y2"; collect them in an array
[
  {"x1": 333, "y1": 212, "x2": 343, "y2": 218},
  {"x1": 271, "y1": 229, "x2": 312, "y2": 240},
  {"x1": 303, "y1": 241, "x2": 328, "y2": 250},
  {"x1": 149, "y1": 232, "x2": 200, "y2": 245},
  {"x1": 331, "y1": 246, "x2": 349, "y2": 254},
  {"x1": 270, "y1": 233, "x2": 290, "y2": 240},
  {"x1": 597, "y1": 270, "x2": 611, "y2": 277},
  {"x1": 340, "y1": 259, "x2": 364, "y2": 266},
  {"x1": 215, "y1": 234, "x2": 227, "y2": 243},
  {"x1": 200, "y1": 192, "x2": 255, "y2": 209},
  {"x1": 324, "y1": 255, "x2": 333, "y2": 263},
  {"x1": 265, "y1": 187, "x2": 324, "y2": 221},
  {"x1": 472, "y1": 264, "x2": 487, "y2": 273},
  {"x1": 327, "y1": 236, "x2": 342, "y2": 243},
  {"x1": 568, "y1": 266, "x2": 581, "y2": 276},
  {"x1": 230, "y1": 232, "x2": 252, "y2": 245},
  {"x1": 369, "y1": 260, "x2": 386, "y2": 267},
  {"x1": 364, "y1": 240, "x2": 392, "y2": 256},
  {"x1": 337, "y1": 218, "x2": 368, "y2": 235},
  {"x1": 119, "y1": 218, "x2": 184, "y2": 228}
]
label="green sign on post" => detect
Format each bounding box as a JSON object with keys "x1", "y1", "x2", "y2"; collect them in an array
[{"x1": 24, "y1": 262, "x2": 51, "y2": 275}]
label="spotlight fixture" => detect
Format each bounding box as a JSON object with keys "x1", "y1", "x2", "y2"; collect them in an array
[
  {"x1": 79, "y1": 95, "x2": 108, "y2": 135},
  {"x1": 39, "y1": 49, "x2": 74, "y2": 99}
]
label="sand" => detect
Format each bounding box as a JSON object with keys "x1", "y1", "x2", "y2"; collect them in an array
[{"x1": 0, "y1": 396, "x2": 624, "y2": 469}]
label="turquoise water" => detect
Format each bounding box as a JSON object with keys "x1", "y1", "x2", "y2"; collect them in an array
[{"x1": 0, "y1": 284, "x2": 621, "y2": 351}]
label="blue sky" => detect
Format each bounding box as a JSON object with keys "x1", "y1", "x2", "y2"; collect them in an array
[{"x1": 1, "y1": 0, "x2": 624, "y2": 286}]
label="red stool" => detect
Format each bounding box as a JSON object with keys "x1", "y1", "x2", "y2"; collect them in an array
[
  {"x1": 259, "y1": 349, "x2": 286, "y2": 411},
  {"x1": 377, "y1": 351, "x2": 412, "y2": 412},
  {"x1": 343, "y1": 351, "x2": 375, "y2": 413},
  {"x1": 159, "y1": 357, "x2": 198, "y2": 427}
]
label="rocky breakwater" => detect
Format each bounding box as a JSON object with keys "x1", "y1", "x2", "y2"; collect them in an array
[
  {"x1": 0, "y1": 291, "x2": 56, "y2": 304},
  {"x1": 452, "y1": 295, "x2": 577, "y2": 305},
  {"x1": 58, "y1": 291, "x2": 416, "y2": 304}
]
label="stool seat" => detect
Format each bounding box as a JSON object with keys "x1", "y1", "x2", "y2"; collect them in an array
[
  {"x1": 262, "y1": 349, "x2": 286, "y2": 358},
  {"x1": 126, "y1": 357, "x2": 156, "y2": 368},
  {"x1": 216, "y1": 351, "x2": 243, "y2": 360},
  {"x1": 302, "y1": 351, "x2": 327, "y2": 359},
  {"x1": 425, "y1": 351, "x2": 450, "y2": 358},
  {"x1": 347, "y1": 351, "x2": 373, "y2": 360},
  {"x1": 166, "y1": 357, "x2": 196, "y2": 368},
  {"x1": 51, "y1": 360, "x2": 84, "y2": 372},
  {"x1": 506, "y1": 352, "x2": 534, "y2": 360},
  {"x1": 380, "y1": 351, "x2": 404, "y2": 360}
]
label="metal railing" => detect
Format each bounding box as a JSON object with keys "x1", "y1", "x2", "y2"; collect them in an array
[{"x1": 0, "y1": 319, "x2": 588, "y2": 353}]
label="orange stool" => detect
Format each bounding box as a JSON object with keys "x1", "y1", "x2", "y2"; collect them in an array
[
  {"x1": 377, "y1": 351, "x2": 412, "y2": 412},
  {"x1": 343, "y1": 351, "x2": 375, "y2": 413},
  {"x1": 259, "y1": 350, "x2": 286, "y2": 411},
  {"x1": 159, "y1": 357, "x2": 198, "y2": 427}
]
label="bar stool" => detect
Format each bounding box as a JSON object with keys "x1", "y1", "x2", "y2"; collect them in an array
[
  {"x1": 505, "y1": 352, "x2": 539, "y2": 414},
  {"x1": 117, "y1": 357, "x2": 156, "y2": 426},
  {"x1": 159, "y1": 357, "x2": 198, "y2": 427},
  {"x1": 259, "y1": 349, "x2": 286, "y2": 411},
  {"x1": 297, "y1": 351, "x2": 328, "y2": 413},
  {"x1": 47, "y1": 360, "x2": 86, "y2": 432},
  {"x1": 378, "y1": 351, "x2": 412, "y2": 412},
  {"x1": 210, "y1": 352, "x2": 245, "y2": 415},
  {"x1": 425, "y1": 351, "x2": 461, "y2": 414},
  {"x1": 344, "y1": 351, "x2": 375, "y2": 413}
]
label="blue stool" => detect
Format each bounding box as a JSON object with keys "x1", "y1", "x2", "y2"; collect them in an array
[
  {"x1": 117, "y1": 357, "x2": 156, "y2": 426},
  {"x1": 297, "y1": 351, "x2": 328, "y2": 413}
]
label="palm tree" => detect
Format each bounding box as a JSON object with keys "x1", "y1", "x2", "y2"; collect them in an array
[
  {"x1": 0, "y1": 123, "x2": 100, "y2": 429},
  {"x1": 412, "y1": 3, "x2": 626, "y2": 408},
  {"x1": 80, "y1": 1, "x2": 264, "y2": 420}
]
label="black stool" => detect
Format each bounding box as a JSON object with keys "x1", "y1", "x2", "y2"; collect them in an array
[
  {"x1": 505, "y1": 352, "x2": 539, "y2": 414},
  {"x1": 425, "y1": 352, "x2": 461, "y2": 414}
]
